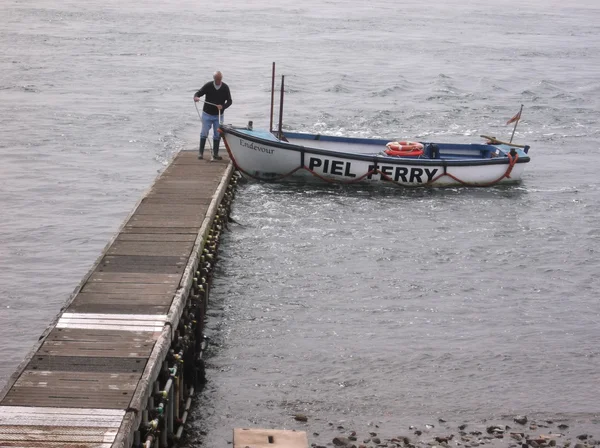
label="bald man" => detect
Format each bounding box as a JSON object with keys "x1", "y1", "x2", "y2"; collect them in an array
[{"x1": 194, "y1": 71, "x2": 233, "y2": 160}]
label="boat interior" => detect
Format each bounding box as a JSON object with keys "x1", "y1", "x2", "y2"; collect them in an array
[{"x1": 238, "y1": 128, "x2": 522, "y2": 160}]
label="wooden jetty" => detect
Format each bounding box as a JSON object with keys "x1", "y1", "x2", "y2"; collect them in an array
[{"x1": 0, "y1": 151, "x2": 235, "y2": 448}]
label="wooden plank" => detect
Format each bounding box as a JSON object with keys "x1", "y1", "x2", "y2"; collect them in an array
[
  {"x1": 0, "y1": 426, "x2": 117, "y2": 444},
  {"x1": 96, "y1": 254, "x2": 186, "y2": 274},
  {"x1": 67, "y1": 303, "x2": 169, "y2": 315},
  {"x1": 0, "y1": 442, "x2": 112, "y2": 447},
  {"x1": 146, "y1": 187, "x2": 216, "y2": 196},
  {"x1": 56, "y1": 313, "x2": 165, "y2": 332},
  {"x1": 71, "y1": 292, "x2": 173, "y2": 306},
  {"x1": 95, "y1": 263, "x2": 183, "y2": 275},
  {"x1": 107, "y1": 241, "x2": 193, "y2": 257},
  {"x1": 39, "y1": 339, "x2": 155, "y2": 357},
  {"x1": 14, "y1": 371, "x2": 139, "y2": 391},
  {"x1": 0, "y1": 405, "x2": 124, "y2": 423},
  {"x1": 100, "y1": 254, "x2": 187, "y2": 266},
  {"x1": 149, "y1": 187, "x2": 217, "y2": 195},
  {"x1": 132, "y1": 207, "x2": 206, "y2": 217},
  {"x1": 152, "y1": 179, "x2": 212, "y2": 185},
  {"x1": 114, "y1": 233, "x2": 197, "y2": 242},
  {"x1": 233, "y1": 429, "x2": 308, "y2": 448},
  {"x1": 27, "y1": 356, "x2": 146, "y2": 373},
  {"x1": 46, "y1": 328, "x2": 159, "y2": 343},
  {"x1": 120, "y1": 226, "x2": 200, "y2": 234},
  {"x1": 88, "y1": 272, "x2": 180, "y2": 285},
  {"x1": 141, "y1": 197, "x2": 212, "y2": 205},
  {"x1": 2, "y1": 388, "x2": 133, "y2": 409},
  {"x1": 81, "y1": 282, "x2": 176, "y2": 295},
  {"x1": 125, "y1": 217, "x2": 204, "y2": 228}
]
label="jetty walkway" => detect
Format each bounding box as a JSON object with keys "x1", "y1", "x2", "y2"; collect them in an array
[{"x1": 0, "y1": 151, "x2": 235, "y2": 448}]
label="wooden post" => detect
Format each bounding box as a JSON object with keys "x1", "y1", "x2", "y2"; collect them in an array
[
  {"x1": 278, "y1": 75, "x2": 285, "y2": 140},
  {"x1": 269, "y1": 62, "x2": 275, "y2": 133}
]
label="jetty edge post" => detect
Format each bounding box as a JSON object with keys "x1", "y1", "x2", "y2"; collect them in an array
[
  {"x1": 278, "y1": 74, "x2": 285, "y2": 140},
  {"x1": 269, "y1": 62, "x2": 275, "y2": 133}
]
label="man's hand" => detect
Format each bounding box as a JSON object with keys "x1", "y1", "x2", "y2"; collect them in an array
[
  {"x1": 193, "y1": 96, "x2": 200, "y2": 102},
  {"x1": 216, "y1": 104, "x2": 223, "y2": 110}
]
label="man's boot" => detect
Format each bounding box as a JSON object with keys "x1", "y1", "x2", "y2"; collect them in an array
[
  {"x1": 198, "y1": 137, "x2": 207, "y2": 159},
  {"x1": 211, "y1": 138, "x2": 222, "y2": 161}
]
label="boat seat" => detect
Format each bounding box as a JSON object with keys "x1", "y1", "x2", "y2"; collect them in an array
[{"x1": 426, "y1": 143, "x2": 440, "y2": 159}]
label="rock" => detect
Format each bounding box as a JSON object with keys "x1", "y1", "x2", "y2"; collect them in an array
[
  {"x1": 459, "y1": 425, "x2": 468, "y2": 431},
  {"x1": 338, "y1": 426, "x2": 345, "y2": 430},
  {"x1": 410, "y1": 426, "x2": 417, "y2": 430},
  {"x1": 425, "y1": 425, "x2": 435, "y2": 430},
  {"x1": 359, "y1": 446, "x2": 367, "y2": 448},
  {"x1": 363, "y1": 439, "x2": 371, "y2": 444},
  {"x1": 349, "y1": 436, "x2": 357, "y2": 441},
  {"x1": 574, "y1": 444, "x2": 585, "y2": 448},
  {"x1": 333, "y1": 437, "x2": 352, "y2": 446},
  {"x1": 577, "y1": 435, "x2": 589, "y2": 441},
  {"x1": 439, "y1": 419, "x2": 447, "y2": 423},
  {"x1": 487, "y1": 426, "x2": 505, "y2": 435},
  {"x1": 415, "y1": 431, "x2": 423, "y2": 436},
  {"x1": 313, "y1": 433, "x2": 319, "y2": 437},
  {"x1": 547, "y1": 421, "x2": 554, "y2": 425},
  {"x1": 511, "y1": 433, "x2": 524, "y2": 441},
  {"x1": 471, "y1": 432, "x2": 483, "y2": 436},
  {"x1": 370, "y1": 432, "x2": 378, "y2": 437},
  {"x1": 294, "y1": 414, "x2": 308, "y2": 422},
  {"x1": 373, "y1": 438, "x2": 381, "y2": 444},
  {"x1": 404, "y1": 437, "x2": 412, "y2": 445},
  {"x1": 549, "y1": 441, "x2": 556, "y2": 447},
  {"x1": 558, "y1": 425, "x2": 569, "y2": 430},
  {"x1": 515, "y1": 416, "x2": 529, "y2": 425},
  {"x1": 529, "y1": 441, "x2": 539, "y2": 448},
  {"x1": 350, "y1": 431, "x2": 356, "y2": 437}
]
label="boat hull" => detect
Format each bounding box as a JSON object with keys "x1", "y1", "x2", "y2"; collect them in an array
[{"x1": 221, "y1": 126, "x2": 529, "y2": 187}]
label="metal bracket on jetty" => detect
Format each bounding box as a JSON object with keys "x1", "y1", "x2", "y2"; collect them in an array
[{"x1": 0, "y1": 151, "x2": 238, "y2": 447}]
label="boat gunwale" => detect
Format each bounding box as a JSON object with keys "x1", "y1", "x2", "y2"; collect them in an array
[{"x1": 220, "y1": 125, "x2": 531, "y2": 167}]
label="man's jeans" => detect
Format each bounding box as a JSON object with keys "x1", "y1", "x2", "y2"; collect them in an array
[{"x1": 201, "y1": 111, "x2": 222, "y2": 139}]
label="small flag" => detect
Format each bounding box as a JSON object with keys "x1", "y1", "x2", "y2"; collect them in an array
[{"x1": 506, "y1": 110, "x2": 521, "y2": 125}]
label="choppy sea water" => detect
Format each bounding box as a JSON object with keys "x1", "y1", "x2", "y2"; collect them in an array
[{"x1": 1, "y1": 0, "x2": 599, "y2": 446}]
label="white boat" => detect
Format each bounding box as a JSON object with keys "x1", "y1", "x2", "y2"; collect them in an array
[{"x1": 220, "y1": 124, "x2": 531, "y2": 187}]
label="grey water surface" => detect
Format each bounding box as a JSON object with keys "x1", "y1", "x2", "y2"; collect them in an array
[{"x1": 1, "y1": 0, "x2": 599, "y2": 445}]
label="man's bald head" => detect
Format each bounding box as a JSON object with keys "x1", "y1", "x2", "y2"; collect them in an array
[{"x1": 213, "y1": 71, "x2": 223, "y2": 86}]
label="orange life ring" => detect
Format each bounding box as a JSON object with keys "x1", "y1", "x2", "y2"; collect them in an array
[{"x1": 385, "y1": 141, "x2": 424, "y2": 157}]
